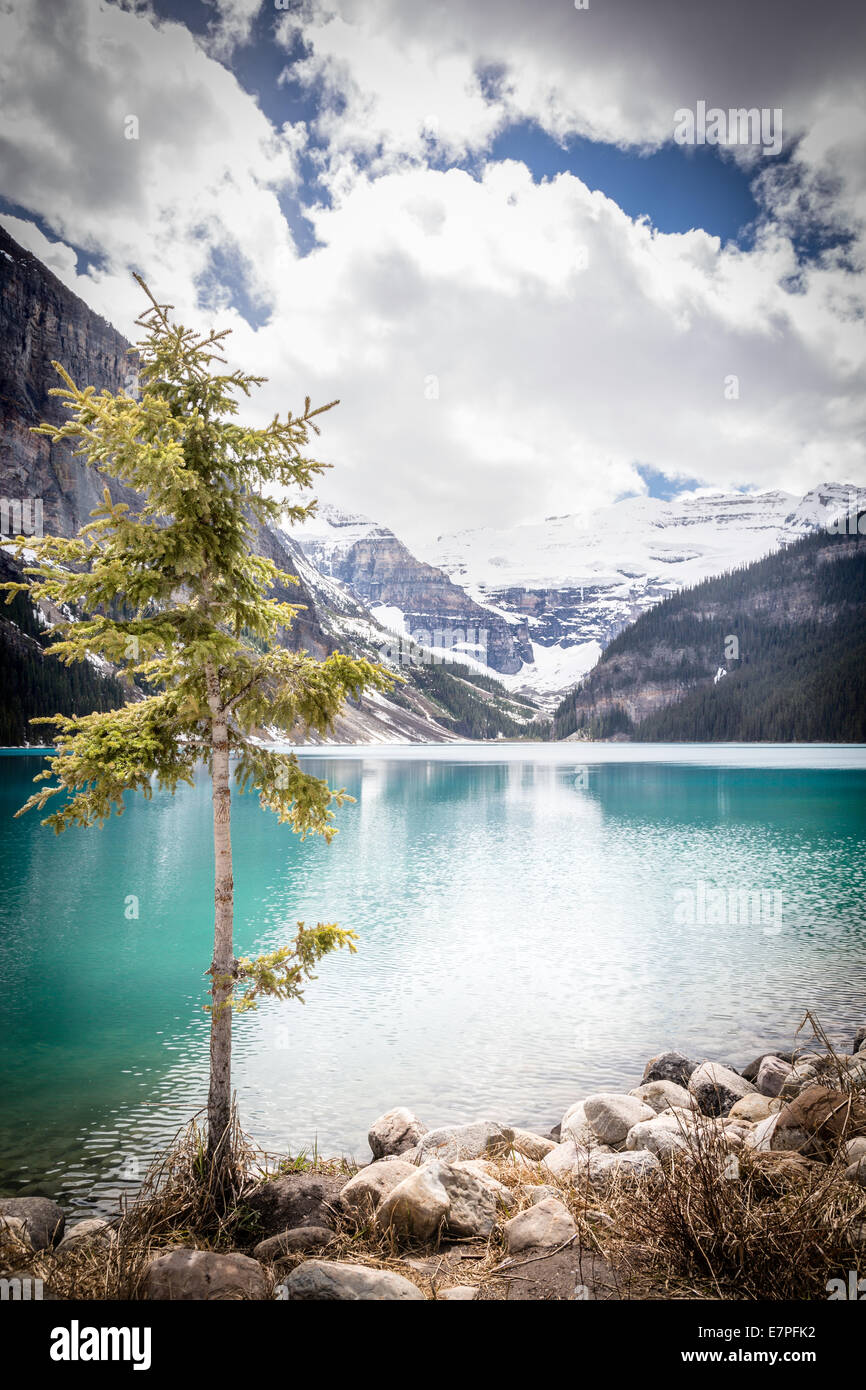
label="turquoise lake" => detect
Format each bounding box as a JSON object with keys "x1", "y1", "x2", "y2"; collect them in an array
[{"x1": 1, "y1": 744, "x2": 865, "y2": 1216}]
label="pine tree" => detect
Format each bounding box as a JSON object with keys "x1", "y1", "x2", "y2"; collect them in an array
[{"x1": 2, "y1": 281, "x2": 391, "y2": 1180}]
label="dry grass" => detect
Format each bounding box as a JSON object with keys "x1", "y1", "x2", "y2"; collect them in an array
[
  {"x1": 4, "y1": 1033, "x2": 866, "y2": 1301},
  {"x1": 0, "y1": 1107, "x2": 361, "y2": 1301}
]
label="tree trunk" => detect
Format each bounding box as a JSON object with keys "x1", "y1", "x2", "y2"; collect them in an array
[{"x1": 206, "y1": 660, "x2": 234, "y2": 1167}]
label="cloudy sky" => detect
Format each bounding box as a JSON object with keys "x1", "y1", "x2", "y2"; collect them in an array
[{"x1": 1, "y1": 0, "x2": 864, "y2": 548}]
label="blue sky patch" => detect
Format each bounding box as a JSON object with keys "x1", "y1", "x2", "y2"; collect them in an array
[{"x1": 486, "y1": 122, "x2": 759, "y2": 246}]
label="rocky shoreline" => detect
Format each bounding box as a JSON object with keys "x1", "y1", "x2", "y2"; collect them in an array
[{"x1": 2, "y1": 1028, "x2": 866, "y2": 1301}]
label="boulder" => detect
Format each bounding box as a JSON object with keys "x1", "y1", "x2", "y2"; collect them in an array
[
  {"x1": 542, "y1": 1140, "x2": 593, "y2": 1180},
  {"x1": 844, "y1": 1055, "x2": 866, "y2": 1092},
  {"x1": 560, "y1": 1101, "x2": 604, "y2": 1150},
  {"x1": 373, "y1": 1159, "x2": 496, "y2": 1241},
  {"x1": 853, "y1": 1026, "x2": 866, "y2": 1056},
  {"x1": 244, "y1": 1173, "x2": 344, "y2": 1236},
  {"x1": 744, "y1": 1114, "x2": 780, "y2": 1152},
  {"x1": 584, "y1": 1094, "x2": 655, "y2": 1146},
  {"x1": 587, "y1": 1150, "x2": 662, "y2": 1181},
  {"x1": 450, "y1": 1160, "x2": 516, "y2": 1209},
  {"x1": 755, "y1": 1056, "x2": 792, "y2": 1098},
  {"x1": 771, "y1": 1084, "x2": 866, "y2": 1159},
  {"x1": 143, "y1": 1249, "x2": 267, "y2": 1301},
  {"x1": 778, "y1": 1055, "x2": 837, "y2": 1101},
  {"x1": 641, "y1": 1051, "x2": 697, "y2": 1088},
  {"x1": 375, "y1": 1163, "x2": 448, "y2": 1241},
  {"x1": 845, "y1": 1157, "x2": 866, "y2": 1187},
  {"x1": 741, "y1": 1051, "x2": 793, "y2": 1083},
  {"x1": 368, "y1": 1108, "x2": 427, "y2": 1159},
  {"x1": 284, "y1": 1260, "x2": 425, "y2": 1300},
  {"x1": 0, "y1": 1197, "x2": 64, "y2": 1250},
  {"x1": 56, "y1": 1219, "x2": 114, "y2": 1251},
  {"x1": 625, "y1": 1111, "x2": 694, "y2": 1158},
  {"x1": 846, "y1": 1136, "x2": 866, "y2": 1164},
  {"x1": 253, "y1": 1227, "x2": 336, "y2": 1261},
  {"x1": 723, "y1": 1126, "x2": 750, "y2": 1147},
  {"x1": 416, "y1": 1121, "x2": 514, "y2": 1164},
  {"x1": 503, "y1": 1198, "x2": 576, "y2": 1254},
  {"x1": 727, "y1": 1094, "x2": 775, "y2": 1124},
  {"x1": 629, "y1": 1080, "x2": 695, "y2": 1114},
  {"x1": 437, "y1": 1163, "x2": 498, "y2": 1238},
  {"x1": 526, "y1": 1184, "x2": 562, "y2": 1205},
  {"x1": 688, "y1": 1061, "x2": 757, "y2": 1116},
  {"x1": 438, "y1": 1284, "x2": 478, "y2": 1300},
  {"x1": 339, "y1": 1160, "x2": 418, "y2": 1218},
  {"x1": 510, "y1": 1129, "x2": 556, "y2": 1161}
]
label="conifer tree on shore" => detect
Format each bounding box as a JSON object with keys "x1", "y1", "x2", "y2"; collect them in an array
[{"x1": 3, "y1": 281, "x2": 390, "y2": 1182}]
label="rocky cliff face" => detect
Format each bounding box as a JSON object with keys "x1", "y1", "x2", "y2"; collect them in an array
[
  {"x1": 0, "y1": 227, "x2": 140, "y2": 537},
  {"x1": 0, "y1": 225, "x2": 330, "y2": 659},
  {"x1": 294, "y1": 506, "x2": 532, "y2": 675}
]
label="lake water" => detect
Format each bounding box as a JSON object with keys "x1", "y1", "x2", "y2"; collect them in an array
[{"x1": 1, "y1": 744, "x2": 865, "y2": 1217}]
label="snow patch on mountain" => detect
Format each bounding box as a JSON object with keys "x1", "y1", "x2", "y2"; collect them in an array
[{"x1": 419, "y1": 483, "x2": 866, "y2": 698}]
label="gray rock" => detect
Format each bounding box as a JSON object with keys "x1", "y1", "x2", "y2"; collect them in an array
[
  {"x1": 368, "y1": 1108, "x2": 427, "y2": 1159},
  {"x1": 587, "y1": 1149, "x2": 662, "y2": 1181},
  {"x1": 771, "y1": 1083, "x2": 866, "y2": 1159},
  {"x1": 845, "y1": 1157, "x2": 866, "y2": 1187},
  {"x1": 755, "y1": 1055, "x2": 792, "y2": 1098},
  {"x1": 375, "y1": 1162, "x2": 449, "y2": 1241},
  {"x1": 744, "y1": 1114, "x2": 780, "y2": 1152},
  {"x1": 56, "y1": 1218, "x2": 114, "y2": 1250},
  {"x1": 416, "y1": 1121, "x2": 515, "y2": 1164},
  {"x1": 541, "y1": 1140, "x2": 593, "y2": 1180},
  {"x1": 253, "y1": 1227, "x2": 336, "y2": 1262},
  {"x1": 143, "y1": 1249, "x2": 268, "y2": 1301},
  {"x1": 846, "y1": 1136, "x2": 866, "y2": 1164},
  {"x1": 510, "y1": 1128, "x2": 556, "y2": 1160},
  {"x1": 340, "y1": 1160, "x2": 418, "y2": 1218},
  {"x1": 584, "y1": 1093, "x2": 656, "y2": 1145},
  {"x1": 544, "y1": 1141, "x2": 661, "y2": 1183},
  {"x1": 688, "y1": 1061, "x2": 757, "y2": 1116},
  {"x1": 641, "y1": 1051, "x2": 697, "y2": 1087},
  {"x1": 244, "y1": 1173, "x2": 344, "y2": 1236},
  {"x1": 853, "y1": 1025, "x2": 866, "y2": 1055},
  {"x1": 438, "y1": 1163, "x2": 498, "y2": 1238},
  {"x1": 284, "y1": 1260, "x2": 425, "y2": 1300},
  {"x1": 778, "y1": 1055, "x2": 836, "y2": 1101},
  {"x1": 844, "y1": 1054, "x2": 866, "y2": 1092},
  {"x1": 560, "y1": 1101, "x2": 603, "y2": 1149},
  {"x1": 450, "y1": 1159, "x2": 516, "y2": 1209},
  {"x1": 375, "y1": 1159, "x2": 496, "y2": 1241},
  {"x1": 504, "y1": 1197, "x2": 576, "y2": 1253},
  {"x1": 0, "y1": 1197, "x2": 65, "y2": 1250},
  {"x1": 625, "y1": 1111, "x2": 694, "y2": 1158},
  {"x1": 741, "y1": 1051, "x2": 793, "y2": 1083},
  {"x1": 526, "y1": 1184, "x2": 562, "y2": 1205},
  {"x1": 629, "y1": 1080, "x2": 695, "y2": 1113},
  {"x1": 727, "y1": 1094, "x2": 775, "y2": 1124}
]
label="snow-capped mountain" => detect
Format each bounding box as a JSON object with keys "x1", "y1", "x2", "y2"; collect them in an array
[
  {"x1": 292, "y1": 503, "x2": 533, "y2": 675},
  {"x1": 420, "y1": 484, "x2": 866, "y2": 702}
]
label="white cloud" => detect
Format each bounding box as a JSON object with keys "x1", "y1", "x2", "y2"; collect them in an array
[
  {"x1": 0, "y1": 0, "x2": 305, "y2": 327},
  {"x1": 0, "y1": 0, "x2": 864, "y2": 552},
  {"x1": 288, "y1": 0, "x2": 866, "y2": 158},
  {"x1": 204, "y1": 0, "x2": 264, "y2": 58}
]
